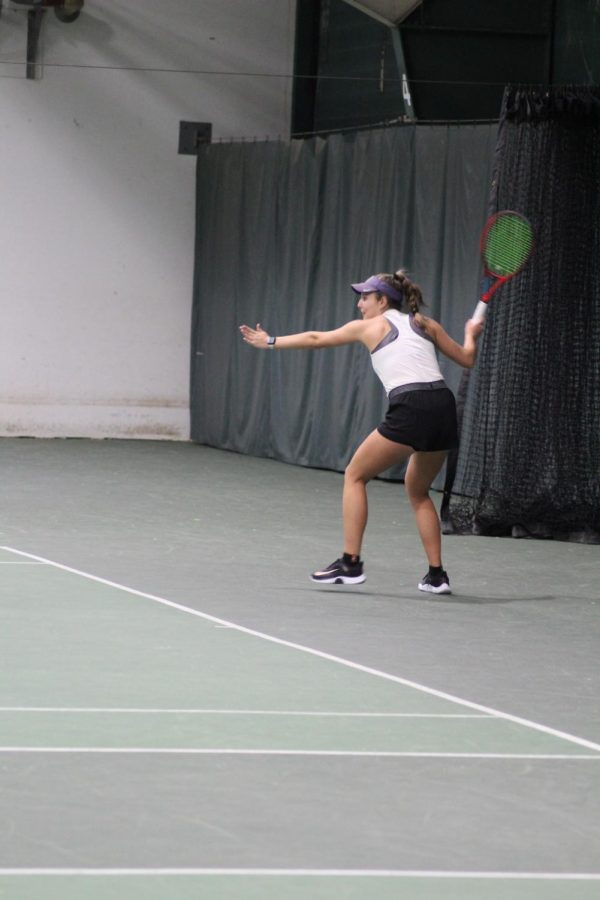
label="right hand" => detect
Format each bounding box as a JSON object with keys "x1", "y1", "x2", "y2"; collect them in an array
[{"x1": 465, "y1": 318, "x2": 485, "y2": 341}]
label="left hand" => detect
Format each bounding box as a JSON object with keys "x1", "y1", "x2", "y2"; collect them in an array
[{"x1": 239, "y1": 323, "x2": 271, "y2": 349}]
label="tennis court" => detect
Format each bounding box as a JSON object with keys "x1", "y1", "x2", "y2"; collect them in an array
[
  {"x1": 2, "y1": 2, "x2": 599, "y2": 898},
  {"x1": 0, "y1": 438, "x2": 598, "y2": 899}
]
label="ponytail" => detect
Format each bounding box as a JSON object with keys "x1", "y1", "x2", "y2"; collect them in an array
[{"x1": 376, "y1": 270, "x2": 425, "y2": 318}]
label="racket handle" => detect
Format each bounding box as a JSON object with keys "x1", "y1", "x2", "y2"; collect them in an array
[{"x1": 472, "y1": 300, "x2": 488, "y2": 322}]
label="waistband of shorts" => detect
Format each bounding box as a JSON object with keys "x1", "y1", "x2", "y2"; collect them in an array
[{"x1": 388, "y1": 379, "x2": 447, "y2": 402}]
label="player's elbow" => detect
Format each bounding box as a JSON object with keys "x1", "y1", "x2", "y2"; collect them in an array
[{"x1": 308, "y1": 331, "x2": 336, "y2": 348}]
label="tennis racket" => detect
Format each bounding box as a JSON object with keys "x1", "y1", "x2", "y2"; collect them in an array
[
  {"x1": 441, "y1": 211, "x2": 533, "y2": 528},
  {"x1": 472, "y1": 211, "x2": 534, "y2": 322}
]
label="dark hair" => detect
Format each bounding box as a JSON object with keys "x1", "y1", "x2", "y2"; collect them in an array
[{"x1": 376, "y1": 270, "x2": 425, "y2": 317}]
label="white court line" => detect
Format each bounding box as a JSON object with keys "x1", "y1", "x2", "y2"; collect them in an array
[
  {"x1": 0, "y1": 868, "x2": 599, "y2": 879},
  {"x1": 3, "y1": 544, "x2": 600, "y2": 755},
  {"x1": 0, "y1": 707, "x2": 494, "y2": 718},
  {"x1": 1, "y1": 748, "x2": 599, "y2": 759}
]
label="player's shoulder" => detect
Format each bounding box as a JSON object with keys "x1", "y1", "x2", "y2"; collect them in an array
[
  {"x1": 335, "y1": 315, "x2": 389, "y2": 350},
  {"x1": 414, "y1": 312, "x2": 439, "y2": 333},
  {"x1": 414, "y1": 314, "x2": 450, "y2": 348}
]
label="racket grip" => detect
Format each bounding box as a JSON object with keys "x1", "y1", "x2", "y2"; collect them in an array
[{"x1": 472, "y1": 300, "x2": 488, "y2": 322}]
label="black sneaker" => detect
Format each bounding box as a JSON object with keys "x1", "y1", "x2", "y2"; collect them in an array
[
  {"x1": 310, "y1": 558, "x2": 366, "y2": 585},
  {"x1": 418, "y1": 570, "x2": 451, "y2": 594}
]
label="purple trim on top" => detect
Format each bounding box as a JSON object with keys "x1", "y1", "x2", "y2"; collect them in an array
[
  {"x1": 409, "y1": 314, "x2": 435, "y2": 344},
  {"x1": 388, "y1": 380, "x2": 446, "y2": 402},
  {"x1": 371, "y1": 320, "x2": 399, "y2": 355}
]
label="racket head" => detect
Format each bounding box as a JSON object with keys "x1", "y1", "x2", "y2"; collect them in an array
[{"x1": 480, "y1": 211, "x2": 534, "y2": 278}]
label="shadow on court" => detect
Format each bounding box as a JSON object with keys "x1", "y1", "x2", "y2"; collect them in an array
[{"x1": 299, "y1": 587, "x2": 559, "y2": 604}]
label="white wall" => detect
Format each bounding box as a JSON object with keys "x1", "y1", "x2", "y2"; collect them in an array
[{"x1": 0, "y1": 0, "x2": 296, "y2": 439}]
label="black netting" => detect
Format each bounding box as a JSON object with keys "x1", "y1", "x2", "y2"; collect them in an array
[{"x1": 444, "y1": 86, "x2": 600, "y2": 544}]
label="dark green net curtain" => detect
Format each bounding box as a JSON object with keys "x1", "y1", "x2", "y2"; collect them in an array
[
  {"x1": 191, "y1": 124, "x2": 496, "y2": 473},
  {"x1": 446, "y1": 87, "x2": 600, "y2": 543}
]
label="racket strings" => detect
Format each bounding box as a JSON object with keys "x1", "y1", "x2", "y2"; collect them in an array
[{"x1": 483, "y1": 215, "x2": 533, "y2": 276}]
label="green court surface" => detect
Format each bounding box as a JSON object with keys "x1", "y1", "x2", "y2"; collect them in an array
[
  {"x1": 1, "y1": 542, "x2": 600, "y2": 899},
  {"x1": 1, "y1": 442, "x2": 599, "y2": 900},
  {"x1": 1, "y1": 874, "x2": 600, "y2": 900},
  {"x1": 1, "y1": 547, "x2": 597, "y2": 757}
]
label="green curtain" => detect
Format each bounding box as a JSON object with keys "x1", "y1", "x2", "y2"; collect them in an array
[{"x1": 191, "y1": 124, "x2": 497, "y2": 475}]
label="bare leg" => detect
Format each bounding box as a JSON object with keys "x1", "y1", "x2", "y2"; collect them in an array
[
  {"x1": 404, "y1": 451, "x2": 448, "y2": 566},
  {"x1": 343, "y1": 430, "x2": 413, "y2": 556}
]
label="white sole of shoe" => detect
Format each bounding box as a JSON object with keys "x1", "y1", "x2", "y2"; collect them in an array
[
  {"x1": 418, "y1": 582, "x2": 452, "y2": 594},
  {"x1": 310, "y1": 573, "x2": 366, "y2": 585}
]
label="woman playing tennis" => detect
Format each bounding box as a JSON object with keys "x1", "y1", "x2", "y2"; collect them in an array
[{"x1": 240, "y1": 270, "x2": 483, "y2": 594}]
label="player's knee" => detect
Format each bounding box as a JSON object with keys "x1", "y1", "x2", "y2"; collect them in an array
[
  {"x1": 405, "y1": 478, "x2": 429, "y2": 506},
  {"x1": 345, "y1": 461, "x2": 368, "y2": 485},
  {"x1": 344, "y1": 463, "x2": 358, "y2": 483}
]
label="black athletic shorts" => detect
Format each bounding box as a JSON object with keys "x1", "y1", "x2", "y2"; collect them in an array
[{"x1": 377, "y1": 381, "x2": 458, "y2": 452}]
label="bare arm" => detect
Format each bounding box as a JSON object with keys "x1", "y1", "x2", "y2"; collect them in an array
[
  {"x1": 239, "y1": 319, "x2": 376, "y2": 350},
  {"x1": 419, "y1": 315, "x2": 484, "y2": 369}
]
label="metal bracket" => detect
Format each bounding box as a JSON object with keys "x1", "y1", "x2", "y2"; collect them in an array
[
  {"x1": 9, "y1": 2, "x2": 84, "y2": 79},
  {"x1": 26, "y1": 6, "x2": 44, "y2": 80},
  {"x1": 178, "y1": 122, "x2": 212, "y2": 155}
]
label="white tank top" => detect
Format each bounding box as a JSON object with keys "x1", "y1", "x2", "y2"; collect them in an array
[{"x1": 370, "y1": 309, "x2": 444, "y2": 396}]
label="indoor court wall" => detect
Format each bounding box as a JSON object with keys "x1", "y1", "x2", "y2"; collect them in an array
[{"x1": 0, "y1": 0, "x2": 296, "y2": 440}]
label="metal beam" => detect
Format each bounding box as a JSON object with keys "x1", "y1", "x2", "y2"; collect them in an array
[
  {"x1": 340, "y1": 0, "x2": 422, "y2": 27},
  {"x1": 390, "y1": 26, "x2": 415, "y2": 119},
  {"x1": 340, "y1": 0, "x2": 418, "y2": 119}
]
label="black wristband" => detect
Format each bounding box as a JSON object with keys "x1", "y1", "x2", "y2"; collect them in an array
[{"x1": 267, "y1": 335, "x2": 276, "y2": 347}]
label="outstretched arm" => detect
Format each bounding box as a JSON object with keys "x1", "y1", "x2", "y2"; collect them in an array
[
  {"x1": 420, "y1": 316, "x2": 484, "y2": 369},
  {"x1": 239, "y1": 319, "x2": 369, "y2": 350}
]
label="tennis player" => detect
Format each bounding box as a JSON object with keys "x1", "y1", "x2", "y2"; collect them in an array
[{"x1": 240, "y1": 270, "x2": 483, "y2": 594}]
